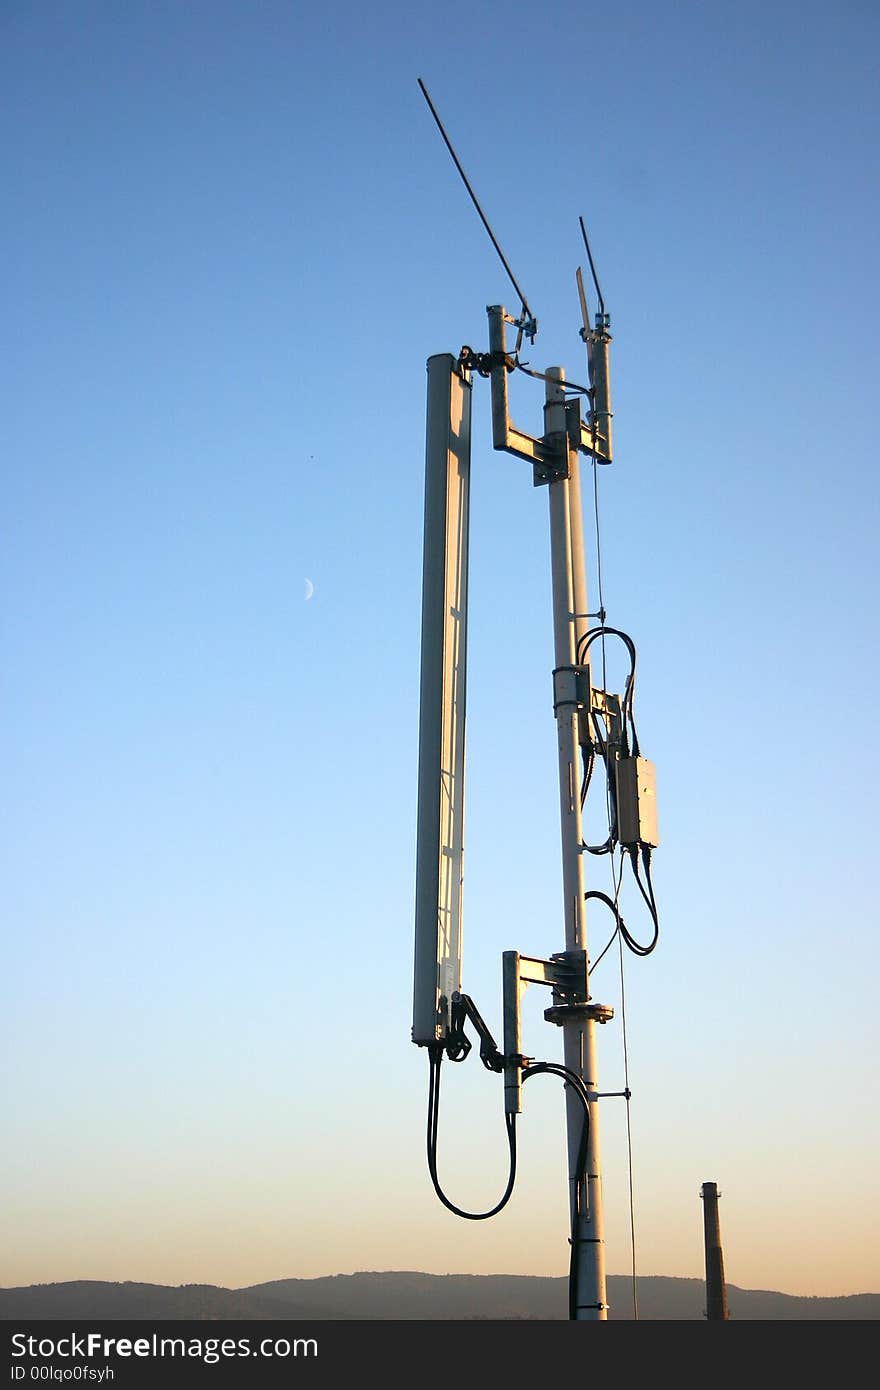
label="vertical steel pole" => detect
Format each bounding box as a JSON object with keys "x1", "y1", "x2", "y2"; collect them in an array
[
  {"x1": 701, "y1": 1181, "x2": 729, "y2": 1320},
  {"x1": 545, "y1": 369, "x2": 607, "y2": 1320}
]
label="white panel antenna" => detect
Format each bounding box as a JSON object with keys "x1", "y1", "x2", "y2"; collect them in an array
[{"x1": 412, "y1": 355, "x2": 472, "y2": 1046}]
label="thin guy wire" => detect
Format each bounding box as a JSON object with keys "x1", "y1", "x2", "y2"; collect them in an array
[
  {"x1": 417, "y1": 79, "x2": 534, "y2": 326},
  {"x1": 591, "y1": 447, "x2": 640, "y2": 1319},
  {"x1": 616, "y1": 888, "x2": 640, "y2": 1321}
]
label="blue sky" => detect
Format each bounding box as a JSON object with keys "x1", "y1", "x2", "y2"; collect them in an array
[{"x1": 2, "y1": 0, "x2": 878, "y2": 1300}]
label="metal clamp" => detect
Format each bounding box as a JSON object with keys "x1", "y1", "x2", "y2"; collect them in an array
[
  {"x1": 458, "y1": 345, "x2": 514, "y2": 378},
  {"x1": 503, "y1": 950, "x2": 591, "y2": 1114},
  {"x1": 448, "y1": 993, "x2": 504, "y2": 1072},
  {"x1": 544, "y1": 1001, "x2": 614, "y2": 1027},
  {"x1": 553, "y1": 665, "x2": 591, "y2": 716}
]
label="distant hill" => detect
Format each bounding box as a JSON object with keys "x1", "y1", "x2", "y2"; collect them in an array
[{"x1": 2, "y1": 1273, "x2": 877, "y2": 1320}]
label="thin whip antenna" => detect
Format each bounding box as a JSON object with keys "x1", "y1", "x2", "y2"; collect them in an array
[
  {"x1": 418, "y1": 78, "x2": 536, "y2": 336},
  {"x1": 579, "y1": 216, "x2": 606, "y2": 319}
]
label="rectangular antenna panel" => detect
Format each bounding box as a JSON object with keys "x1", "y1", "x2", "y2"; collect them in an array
[{"x1": 412, "y1": 355, "x2": 472, "y2": 1045}]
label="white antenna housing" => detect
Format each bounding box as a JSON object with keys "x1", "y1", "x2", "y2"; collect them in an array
[{"x1": 412, "y1": 355, "x2": 472, "y2": 1045}]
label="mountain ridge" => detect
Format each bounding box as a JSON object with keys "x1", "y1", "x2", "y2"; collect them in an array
[{"x1": 2, "y1": 1273, "x2": 877, "y2": 1320}]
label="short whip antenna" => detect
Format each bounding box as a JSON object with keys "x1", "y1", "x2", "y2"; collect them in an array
[
  {"x1": 418, "y1": 77, "x2": 537, "y2": 340},
  {"x1": 579, "y1": 215, "x2": 606, "y2": 320}
]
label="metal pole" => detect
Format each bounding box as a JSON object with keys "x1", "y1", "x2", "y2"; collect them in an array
[
  {"x1": 545, "y1": 369, "x2": 607, "y2": 1320},
  {"x1": 701, "y1": 1181, "x2": 729, "y2": 1320}
]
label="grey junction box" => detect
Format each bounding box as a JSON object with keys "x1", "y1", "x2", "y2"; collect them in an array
[{"x1": 615, "y1": 756, "x2": 659, "y2": 848}]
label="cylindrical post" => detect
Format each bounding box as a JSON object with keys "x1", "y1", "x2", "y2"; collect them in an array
[
  {"x1": 701, "y1": 1181, "x2": 729, "y2": 1320},
  {"x1": 545, "y1": 369, "x2": 607, "y2": 1320}
]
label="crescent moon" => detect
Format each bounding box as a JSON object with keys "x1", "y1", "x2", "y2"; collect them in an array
[{"x1": 304, "y1": 577, "x2": 314, "y2": 601}]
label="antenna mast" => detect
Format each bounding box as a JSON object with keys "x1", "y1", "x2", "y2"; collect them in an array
[{"x1": 412, "y1": 81, "x2": 659, "y2": 1324}]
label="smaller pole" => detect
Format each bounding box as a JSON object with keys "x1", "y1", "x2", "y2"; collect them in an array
[
  {"x1": 701, "y1": 1181, "x2": 729, "y2": 1320},
  {"x1": 545, "y1": 369, "x2": 607, "y2": 1321}
]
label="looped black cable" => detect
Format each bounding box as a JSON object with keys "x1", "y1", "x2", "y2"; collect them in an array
[
  {"x1": 575, "y1": 625, "x2": 640, "y2": 757},
  {"x1": 585, "y1": 888, "x2": 625, "y2": 971},
  {"x1": 585, "y1": 882, "x2": 657, "y2": 964},
  {"x1": 425, "y1": 1045, "x2": 597, "y2": 1321},
  {"x1": 521, "y1": 1062, "x2": 591, "y2": 1164},
  {"x1": 522, "y1": 1062, "x2": 592, "y2": 1322},
  {"x1": 581, "y1": 709, "x2": 619, "y2": 853},
  {"x1": 625, "y1": 846, "x2": 659, "y2": 956},
  {"x1": 426, "y1": 1051, "x2": 595, "y2": 1225},
  {"x1": 513, "y1": 357, "x2": 592, "y2": 397},
  {"x1": 426, "y1": 1045, "x2": 517, "y2": 1220}
]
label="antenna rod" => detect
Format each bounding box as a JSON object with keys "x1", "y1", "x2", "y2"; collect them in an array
[
  {"x1": 417, "y1": 78, "x2": 535, "y2": 331},
  {"x1": 578, "y1": 216, "x2": 606, "y2": 319}
]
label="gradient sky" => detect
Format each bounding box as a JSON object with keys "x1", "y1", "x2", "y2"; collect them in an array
[{"x1": 2, "y1": 1, "x2": 878, "y2": 1302}]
